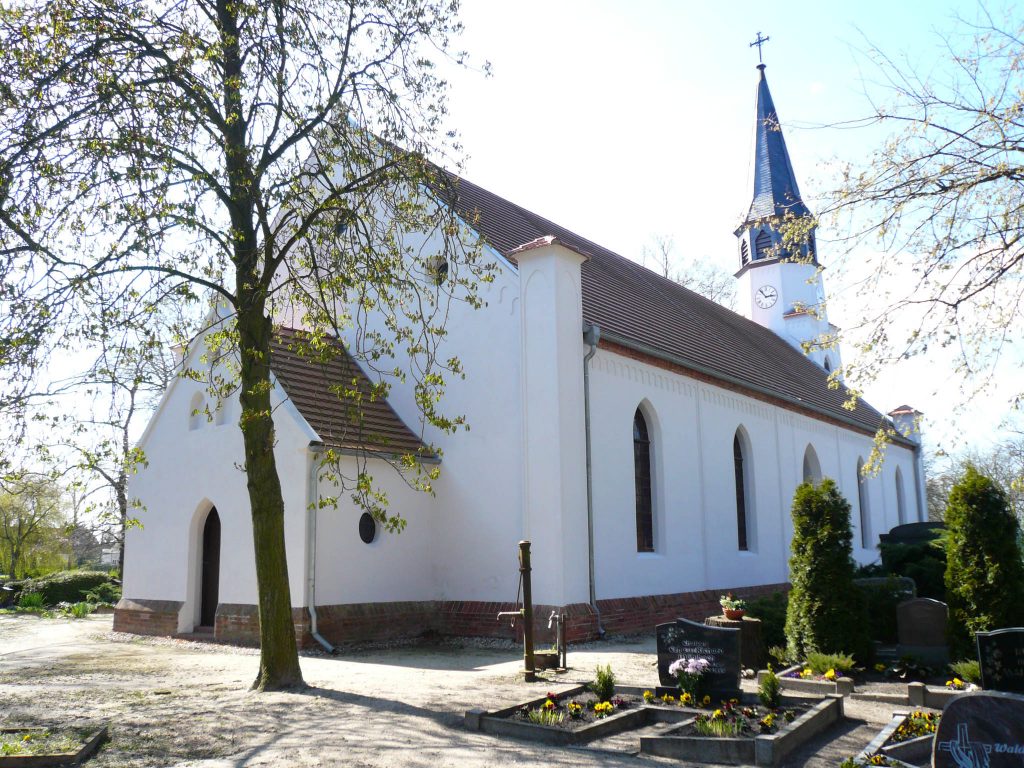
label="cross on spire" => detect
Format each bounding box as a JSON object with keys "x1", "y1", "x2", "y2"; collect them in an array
[{"x1": 749, "y1": 32, "x2": 770, "y2": 64}]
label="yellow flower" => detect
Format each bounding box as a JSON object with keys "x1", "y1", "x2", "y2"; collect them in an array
[
  {"x1": 800, "y1": 668, "x2": 813, "y2": 678},
  {"x1": 643, "y1": 689, "x2": 655, "y2": 702},
  {"x1": 701, "y1": 695, "x2": 711, "y2": 707},
  {"x1": 824, "y1": 668, "x2": 837, "y2": 681},
  {"x1": 875, "y1": 663, "x2": 887, "y2": 672},
  {"x1": 712, "y1": 708, "x2": 724, "y2": 719},
  {"x1": 681, "y1": 692, "x2": 693, "y2": 706}
]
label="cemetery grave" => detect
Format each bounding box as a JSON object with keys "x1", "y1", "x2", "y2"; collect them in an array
[{"x1": 0, "y1": 726, "x2": 107, "y2": 767}]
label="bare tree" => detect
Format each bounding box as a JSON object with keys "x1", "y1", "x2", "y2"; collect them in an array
[
  {"x1": 816, "y1": 8, "x2": 1024, "y2": 409},
  {"x1": 642, "y1": 235, "x2": 737, "y2": 308}
]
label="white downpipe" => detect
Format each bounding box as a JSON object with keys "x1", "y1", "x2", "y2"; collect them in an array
[
  {"x1": 306, "y1": 441, "x2": 335, "y2": 654},
  {"x1": 582, "y1": 323, "x2": 606, "y2": 637}
]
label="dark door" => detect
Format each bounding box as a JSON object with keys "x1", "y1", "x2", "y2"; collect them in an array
[{"x1": 200, "y1": 508, "x2": 221, "y2": 628}]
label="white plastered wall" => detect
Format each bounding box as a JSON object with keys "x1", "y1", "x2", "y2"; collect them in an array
[
  {"x1": 587, "y1": 348, "x2": 922, "y2": 598},
  {"x1": 123, "y1": 326, "x2": 315, "y2": 633}
]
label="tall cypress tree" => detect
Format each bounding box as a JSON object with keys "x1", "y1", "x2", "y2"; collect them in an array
[
  {"x1": 945, "y1": 465, "x2": 1024, "y2": 656},
  {"x1": 785, "y1": 479, "x2": 871, "y2": 662}
]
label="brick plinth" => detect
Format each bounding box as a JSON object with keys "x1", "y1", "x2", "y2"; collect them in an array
[
  {"x1": 215, "y1": 603, "x2": 311, "y2": 648},
  {"x1": 113, "y1": 598, "x2": 183, "y2": 636},
  {"x1": 114, "y1": 583, "x2": 789, "y2": 647}
]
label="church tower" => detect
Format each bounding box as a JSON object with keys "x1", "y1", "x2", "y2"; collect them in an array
[{"x1": 734, "y1": 60, "x2": 840, "y2": 374}]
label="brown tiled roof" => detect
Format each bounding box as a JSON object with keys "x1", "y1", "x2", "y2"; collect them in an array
[
  {"x1": 270, "y1": 328, "x2": 432, "y2": 459},
  {"x1": 432, "y1": 171, "x2": 900, "y2": 441}
]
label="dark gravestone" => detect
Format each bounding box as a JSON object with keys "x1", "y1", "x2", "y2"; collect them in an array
[
  {"x1": 977, "y1": 628, "x2": 1024, "y2": 693},
  {"x1": 933, "y1": 691, "x2": 1024, "y2": 768},
  {"x1": 656, "y1": 618, "x2": 740, "y2": 700},
  {"x1": 897, "y1": 598, "x2": 949, "y2": 665}
]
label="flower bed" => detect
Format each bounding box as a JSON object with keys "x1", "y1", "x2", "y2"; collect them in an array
[
  {"x1": 639, "y1": 693, "x2": 844, "y2": 766},
  {"x1": 0, "y1": 727, "x2": 107, "y2": 767},
  {"x1": 854, "y1": 710, "x2": 941, "y2": 767},
  {"x1": 466, "y1": 684, "x2": 842, "y2": 765},
  {"x1": 758, "y1": 664, "x2": 855, "y2": 695}
]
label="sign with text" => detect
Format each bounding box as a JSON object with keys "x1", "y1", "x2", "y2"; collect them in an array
[
  {"x1": 933, "y1": 691, "x2": 1024, "y2": 768},
  {"x1": 656, "y1": 618, "x2": 740, "y2": 701},
  {"x1": 977, "y1": 628, "x2": 1024, "y2": 694}
]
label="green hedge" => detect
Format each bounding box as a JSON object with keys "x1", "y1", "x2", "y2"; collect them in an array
[
  {"x1": 19, "y1": 571, "x2": 115, "y2": 606},
  {"x1": 746, "y1": 591, "x2": 788, "y2": 650}
]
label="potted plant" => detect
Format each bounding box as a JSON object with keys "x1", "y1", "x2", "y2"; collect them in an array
[{"x1": 720, "y1": 593, "x2": 747, "y2": 620}]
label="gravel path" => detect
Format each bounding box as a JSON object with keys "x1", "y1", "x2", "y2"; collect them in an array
[{"x1": 0, "y1": 614, "x2": 928, "y2": 767}]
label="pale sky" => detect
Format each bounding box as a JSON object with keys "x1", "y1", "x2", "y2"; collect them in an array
[{"x1": 442, "y1": 0, "x2": 1024, "y2": 455}]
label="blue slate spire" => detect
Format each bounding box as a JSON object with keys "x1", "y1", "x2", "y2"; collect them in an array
[{"x1": 743, "y1": 64, "x2": 811, "y2": 224}]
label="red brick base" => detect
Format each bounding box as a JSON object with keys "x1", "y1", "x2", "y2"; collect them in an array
[
  {"x1": 113, "y1": 598, "x2": 183, "y2": 636},
  {"x1": 115, "y1": 583, "x2": 789, "y2": 648}
]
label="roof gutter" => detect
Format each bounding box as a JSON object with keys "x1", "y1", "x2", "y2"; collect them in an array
[
  {"x1": 598, "y1": 329, "x2": 912, "y2": 448},
  {"x1": 582, "y1": 323, "x2": 606, "y2": 638},
  {"x1": 306, "y1": 440, "x2": 336, "y2": 654}
]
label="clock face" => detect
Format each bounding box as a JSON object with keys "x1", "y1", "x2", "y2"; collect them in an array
[{"x1": 755, "y1": 285, "x2": 778, "y2": 309}]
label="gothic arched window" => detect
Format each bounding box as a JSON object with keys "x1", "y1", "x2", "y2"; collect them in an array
[
  {"x1": 634, "y1": 409, "x2": 654, "y2": 552},
  {"x1": 895, "y1": 467, "x2": 907, "y2": 526},
  {"x1": 734, "y1": 431, "x2": 751, "y2": 551},
  {"x1": 802, "y1": 444, "x2": 822, "y2": 483},
  {"x1": 857, "y1": 458, "x2": 871, "y2": 548}
]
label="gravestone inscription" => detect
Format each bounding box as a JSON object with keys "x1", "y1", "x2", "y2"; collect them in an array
[
  {"x1": 656, "y1": 618, "x2": 740, "y2": 700},
  {"x1": 976, "y1": 627, "x2": 1024, "y2": 694},
  {"x1": 933, "y1": 691, "x2": 1024, "y2": 768}
]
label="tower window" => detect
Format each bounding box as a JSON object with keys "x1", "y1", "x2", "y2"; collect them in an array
[
  {"x1": 740, "y1": 239, "x2": 750, "y2": 266},
  {"x1": 754, "y1": 230, "x2": 771, "y2": 261},
  {"x1": 633, "y1": 408, "x2": 654, "y2": 553}
]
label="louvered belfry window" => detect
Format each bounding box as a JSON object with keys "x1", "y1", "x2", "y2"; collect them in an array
[
  {"x1": 740, "y1": 239, "x2": 750, "y2": 266},
  {"x1": 754, "y1": 230, "x2": 771, "y2": 261},
  {"x1": 633, "y1": 409, "x2": 654, "y2": 552},
  {"x1": 734, "y1": 433, "x2": 749, "y2": 551}
]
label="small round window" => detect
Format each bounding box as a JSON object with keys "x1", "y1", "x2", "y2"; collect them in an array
[{"x1": 358, "y1": 512, "x2": 377, "y2": 544}]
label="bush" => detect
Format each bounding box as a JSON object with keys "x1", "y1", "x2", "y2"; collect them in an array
[
  {"x1": 948, "y1": 659, "x2": 981, "y2": 684},
  {"x1": 758, "y1": 665, "x2": 782, "y2": 709},
  {"x1": 944, "y1": 466, "x2": 1024, "y2": 656},
  {"x1": 805, "y1": 651, "x2": 856, "y2": 676},
  {"x1": 19, "y1": 571, "x2": 113, "y2": 606},
  {"x1": 785, "y1": 480, "x2": 871, "y2": 663},
  {"x1": 17, "y1": 591, "x2": 44, "y2": 609},
  {"x1": 746, "y1": 591, "x2": 788, "y2": 650},
  {"x1": 880, "y1": 539, "x2": 946, "y2": 599},
  {"x1": 854, "y1": 577, "x2": 909, "y2": 644},
  {"x1": 84, "y1": 582, "x2": 121, "y2": 605},
  {"x1": 591, "y1": 663, "x2": 615, "y2": 702},
  {"x1": 66, "y1": 601, "x2": 93, "y2": 619}
]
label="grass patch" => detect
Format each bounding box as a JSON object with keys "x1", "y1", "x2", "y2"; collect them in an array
[{"x1": 0, "y1": 728, "x2": 90, "y2": 756}]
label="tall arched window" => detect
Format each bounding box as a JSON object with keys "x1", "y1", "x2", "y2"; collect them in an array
[
  {"x1": 754, "y1": 230, "x2": 771, "y2": 261},
  {"x1": 802, "y1": 445, "x2": 822, "y2": 483},
  {"x1": 633, "y1": 409, "x2": 654, "y2": 552},
  {"x1": 895, "y1": 467, "x2": 907, "y2": 525},
  {"x1": 734, "y1": 431, "x2": 751, "y2": 551},
  {"x1": 857, "y1": 458, "x2": 871, "y2": 548}
]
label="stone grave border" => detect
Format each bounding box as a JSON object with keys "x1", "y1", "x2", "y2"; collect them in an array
[
  {"x1": 0, "y1": 726, "x2": 108, "y2": 768},
  {"x1": 639, "y1": 693, "x2": 843, "y2": 766},
  {"x1": 855, "y1": 711, "x2": 933, "y2": 767},
  {"x1": 757, "y1": 665, "x2": 855, "y2": 695},
  {"x1": 465, "y1": 685, "x2": 843, "y2": 765},
  {"x1": 850, "y1": 682, "x2": 962, "y2": 708}
]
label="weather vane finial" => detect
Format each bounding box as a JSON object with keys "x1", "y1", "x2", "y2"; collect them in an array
[{"x1": 749, "y1": 32, "x2": 770, "y2": 64}]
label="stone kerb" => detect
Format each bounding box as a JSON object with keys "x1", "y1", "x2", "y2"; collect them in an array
[{"x1": 757, "y1": 665, "x2": 855, "y2": 696}]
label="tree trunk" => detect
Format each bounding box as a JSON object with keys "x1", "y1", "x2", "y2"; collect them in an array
[{"x1": 237, "y1": 305, "x2": 304, "y2": 691}]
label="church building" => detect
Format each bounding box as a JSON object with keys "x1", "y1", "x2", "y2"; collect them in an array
[{"x1": 115, "y1": 62, "x2": 927, "y2": 647}]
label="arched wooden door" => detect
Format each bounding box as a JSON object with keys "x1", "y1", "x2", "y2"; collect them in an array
[{"x1": 199, "y1": 508, "x2": 221, "y2": 628}]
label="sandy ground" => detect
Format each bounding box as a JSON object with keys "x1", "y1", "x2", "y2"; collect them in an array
[{"x1": 0, "y1": 614, "x2": 916, "y2": 767}]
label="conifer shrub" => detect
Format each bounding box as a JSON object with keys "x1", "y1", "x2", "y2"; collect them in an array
[
  {"x1": 591, "y1": 663, "x2": 616, "y2": 702},
  {"x1": 944, "y1": 466, "x2": 1024, "y2": 656},
  {"x1": 19, "y1": 571, "x2": 113, "y2": 606},
  {"x1": 784, "y1": 480, "x2": 871, "y2": 663}
]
